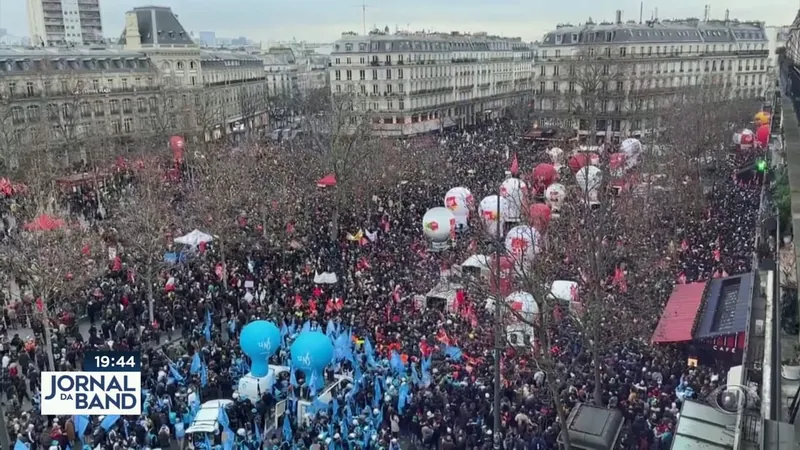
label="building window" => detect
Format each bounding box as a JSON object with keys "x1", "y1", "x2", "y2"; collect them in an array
[
  {"x1": 540, "y1": 66, "x2": 545, "y2": 76},
  {"x1": 360, "y1": 84, "x2": 366, "y2": 94},
  {"x1": 346, "y1": 70, "x2": 352, "y2": 81},
  {"x1": 386, "y1": 69, "x2": 392, "y2": 80},
  {"x1": 26, "y1": 105, "x2": 40, "y2": 122},
  {"x1": 372, "y1": 70, "x2": 378, "y2": 80},
  {"x1": 124, "y1": 118, "x2": 134, "y2": 133},
  {"x1": 373, "y1": 84, "x2": 378, "y2": 94},
  {"x1": 552, "y1": 81, "x2": 558, "y2": 92},
  {"x1": 112, "y1": 120, "x2": 121, "y2": 134},
  {"x1": 80, "y1": 102, "x2": 91, "y2": 117},
  {"x1": 359, "y1": 70, "x2": 365, "y2": 80},
  {"x1": 94, "y1": 101, "x2": 104, "y2": 115},
  {"x1": 110, "y1": 100, "x2": 120, "y2": 114},
  {"x1": 61, "y1": 103, "x2": 72, "y2": 119},
  {"x1": 336, "y1": 85, "x2": 342, "y2": 93},
  {"x1": 138, "y1": 98, "x2": 146, "y2": 112},
  {"x1": 399, "y1": 100, "x2": 404, "y2": 110},
  {"x1": 26, "y1": 82, "x2": 35, "y2": 97},
  {"x1": 122, "y1": 99, "x2": 132, "y2": 113},
  {"x1": 386, "y1": 85, "x2": 393, "y2": 94},
  {"x1": 398, "y1": 69, "x2": 403, "y2": 79},
  {"x1": 335, "y1": 70, "x2": 341, "y2": 81},
  {"x1": 11, "y1": 107, "x2": 24, "y2": 124}
]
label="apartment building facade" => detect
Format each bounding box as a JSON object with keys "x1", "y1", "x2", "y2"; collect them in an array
[
  {"x1": 534, "y1": 14, "x2": 770, "y2": 139},
  {"x1": 329, "y1": 30, "x2": 535, "y2": 136},
  {"x1": 27, "y1": 0, "x2": 104, "y2": 47}
]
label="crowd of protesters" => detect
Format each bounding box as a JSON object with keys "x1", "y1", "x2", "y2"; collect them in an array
[{"x1": 0, "y1": 118, "x2": 764, "y2": 450}]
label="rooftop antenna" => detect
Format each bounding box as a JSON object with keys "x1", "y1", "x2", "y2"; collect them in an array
[
  {"x1": 639, "y1": 2, "x2": 643, "y2": 24},
  {"x1": 654, "y1": 7, "x2": 658, "y2": 20},
  {"x1": 362, "y1": 0, "x2": 367, "y2": 35}
]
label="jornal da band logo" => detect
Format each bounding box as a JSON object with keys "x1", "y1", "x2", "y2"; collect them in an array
[{"x1": 41, "y1": 371, "x2": 142, "y2": 415}]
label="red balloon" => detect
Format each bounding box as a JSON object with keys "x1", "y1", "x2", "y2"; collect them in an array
[
  {"x1": 610, "y1": 153, "x2": 627, "y2": 173},
  {"x1": 169, "y1": 135, "x2": 185, "y2": 162},
  {"x1": 568, "y1": 154, "x2": 589, "y2": 174},
  {"x1": 740, "y1": 133, "x2": 754, "y2": 145},
  {"x1": 533, "y1": 164, "x2": 557, "y2": 190},
  {"x1": 756, "y1": 125, "x2": 770, "y2": 147},
  {"x1": 529, "y1": 203, "x2": 552, "y2": 231}
]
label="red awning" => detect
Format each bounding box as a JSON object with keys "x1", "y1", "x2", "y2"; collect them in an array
[
  {"x1": 317, "y1": 174, "x2": 337, "y2": 188},
  {"x1": 651, "y1": 282, "x2": 707, "y2": 344}
]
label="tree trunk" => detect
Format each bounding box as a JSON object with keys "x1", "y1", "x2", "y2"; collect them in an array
[
  {"x1": 220, "y1": 240, "x2": 228, "y2": 289},
  {"x1": 592, "y1": 346, "x2": 604, "y2": 405},
  {"x1": 42, "y1": 294, "x2": 56, "y2": 371},
  {"x1": 147, "y1": 263, "x2": 155, "y2": 325},
  {"x1": 330, "y1": 204, "x2": 340, "y2": 243},
  {"x1": 552, "y1": 388, "x2": 572, "y2": 450}
]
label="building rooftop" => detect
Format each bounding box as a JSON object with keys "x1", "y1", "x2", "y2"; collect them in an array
[
  {"x1": 541, "y1": 18, "x2": 768, "y2": 46},
  {"x1": 199, "y1": 49, "x2": 262, "y2": 62},
  {"x1": 0, "y1": 47, "x2": 147, "y2": 59},
  {"x1": 118, "y1": 6, "x2": 195, "y2": 47}
]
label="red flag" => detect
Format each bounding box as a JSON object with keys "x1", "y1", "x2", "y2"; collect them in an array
[
  {"x1": 294, "y1": 294, "x2": 303, "y2": 308},
  {"x1": 420, "y1": 339, "x2": 433, "y2": 357},
  {"x1": 468, "y1": 239, "x2": 477, "y2": 253},
  {"x1": 308, "y1": 299, "x2": 317, "y2": 314},
  {"x1": 81, "y1": 244, "x2": 90, "y2": 256},
  {"x1": 712, "y1": 248, "x2": 721, "y2": 262},
  {"x1": 436, "y1": 328, "x2": 451, "y2": 345},
  {"x1": 680, "y1": 240, "x2": 689, "y2": 251},
  {"x1": 215, "y1": 263, "x2": 224, "y2": 279},
  {"x1": 312, "y1": 287, "x2": 322, "y2": 298},
  {"x1": 510, "y1": 153, "x2": 519, "y2": 176},
  {"x1": 199, "y1": 241, "x2": 207, "y2": 254},
  {"x1": 35, "y1": 297, "x2": 44, "y2": 312},
  {"x1": 677, "y1": 273, "x2": 687, "y2": 284},
  {"x1": 335, "y1": 298, "x2": 344, "y2": 310},
  {"x1": 392, "y1": 285, "x2": 401, "y2": 302},
  {"x1": 325, "y1": 299, "x2": 335, "y2": 314},
  {"x1": 285, "y1": 222, "x2": 295, "y2": 234},
  {"x1": 112, "y1": 256, "x2": 122, "y2": 272}
]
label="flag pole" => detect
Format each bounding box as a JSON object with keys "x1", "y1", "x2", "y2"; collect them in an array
[{"x1": 493, "y1": 176, "x2": 503, "y2": 449}]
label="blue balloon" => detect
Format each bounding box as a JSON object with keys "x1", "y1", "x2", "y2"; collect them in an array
[
  {"x1": 239, "y1": 320, "x2": 281, "y2": 377},
  {"x1": 290, "y1": 331, "x2": 334, "y2": 379}
]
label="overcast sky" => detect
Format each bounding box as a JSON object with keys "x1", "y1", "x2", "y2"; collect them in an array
[{"x1": 0, "y1": 0, "x2": 792, "y2": 43}]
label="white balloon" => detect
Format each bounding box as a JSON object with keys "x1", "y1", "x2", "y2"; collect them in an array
[
  {"x1": 500, "y1": 178, "x2": 528, "y2": 221},
  {"x1": 621, "y1": 138, "x2": 642, "y2": 168},
  {"x1": 444, "y1": 187, "x2": 473, "y2": 227},
  {"x1": 479, "y1": 195, "x2": 510, "y2": 237},
  {"x1": 575, "y1": 166, "x2": 602, "y2": 192},
  {"x1": 506, "y1": 291, "x2": 540, "y2": 320},
  {"x1": 544, "y1": 184, "x2": 567, "y2": 211},
  {"x1": 422, "y1": 207, "x2": 456, "y2": 242},
  {"x1": 505, "y1": 225, "x2": 541, "y2": 263},
  {"x1": 547, "y1": 147, "x2": 564, "y2": 165}
]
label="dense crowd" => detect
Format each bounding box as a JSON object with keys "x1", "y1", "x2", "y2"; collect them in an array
[{"x1": 0, "y1": 119, "x2": 763, "y2": 450}]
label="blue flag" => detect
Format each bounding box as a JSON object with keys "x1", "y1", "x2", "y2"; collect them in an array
[
  {"x1": 390, "y1": 351, "x2": 405, "y2": 375},
  {"x1": 204, "y1": 309, "x2": 212, "y2": 341},
  {"x1": 218, "y1": 405, "x2": 230, "y2": 429},
  {"x1": 372, "y1": 376, "x2": 382, "y2": 409},
  {"x1": 309, "y1": 371, "x2": 318, "y2": 398},
  {"x1": 254, "y1": 418, "x2": 263, "y2": 444},
  {"x1": 190, "y1": 353, "x2": 202, "y2": 375},
  {"x1": 228, "y1": 319, "x2": 236, "y2": 334},
  {"x1": 290, "y1": 366, "x2": 298, "y2": 388},
  {"x1": 280, "y1": 322, "x2": 289, "y2": 337},
  {"x1": 222, "y1": 428, "x2": 235, "y2": 450},
  {"x1": 14, "y1": 440, "x2": 29, "y2": 450},
  {"x1": 444, "y1": 346, "x2": 463, "y2": 362},
  {"x1": 100, "y1": 414, "x2": 120, "y2": 431},
  {"x1": 168, "y1": 363, "x2": 184, "y2": 384},
  {"x1": 398, "y1": 383, "x2": 410, "y2": 414},
  {"x1": 326, "y1": 319, "x2": 337, "y2": 338},
  {"x1": 332, "y1": 398, "x2": 339, "y2": 418},
  {"x1": 73, "y1": 415, "x2": 90, "y2": 439},
  {"x1": 302, "y1": 321, "x2": 311, "y2": 333},
  {"x1": 334, "y1": 333, "x2": 353, "y2": 362},
  {"x1": 411, "y1": 363, "x2": 421, "y2": 386},
  {"x1": 200, "y1": 363, "x2": 209, "y2": 387},
  {"x1": 282, "y1": 416, "x2": 293, "y2": 442},
  {"x1": 364, "y1": 338, "x2": 377, "y2": 367}
]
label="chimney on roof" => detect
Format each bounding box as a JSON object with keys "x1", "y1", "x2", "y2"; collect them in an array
[
  {"x1": 703, "y1": 5, "x2": 709, "y2": 22},
  {"x1": 724, "y1": 9, "x2": 730, "y2": 23},
  {"x1": 615, "y1": 10, "x2": 622, "y2": 25},
  {"x1": 124, "y1": 11, "x2": 141, "y2": 50}
]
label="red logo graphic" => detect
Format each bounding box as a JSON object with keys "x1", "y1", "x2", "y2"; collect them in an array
[
  {"x1": 500, "y1": 186, "x2": 509, "y2": 197},
  {"x1": 445, "y1": 197, "x2": 458, "y2": 210},
  {"x1": 483, "y1": 210, "x2": 497, "y2": 221},
  {"x1": 425, "y1": 221, "x2": 439, "y2": 231},
  {"x1": 510, "y1": 237, "x2": 528, "y2": 256},
  {"x1": 569, "y1": 284, "x2": 579, "y2": 302}
]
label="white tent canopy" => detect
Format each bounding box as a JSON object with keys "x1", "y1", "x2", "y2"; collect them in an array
[
  {"x1": 461, "y1": 254, "x2": 490, "y2": 270},
  {"x1": 174, "y1": 229, "x2": 213, "y2": 247},
  {"x1": 313, "y1": 271, "x2": 338, "y2": 284}
]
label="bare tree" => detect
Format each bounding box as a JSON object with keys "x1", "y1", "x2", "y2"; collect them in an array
[
  {"x1": 0, "y1": 179, "x2": 104, "y2": 369},
  {"x1": 192, "y1": 90, "x2": 226, "y2": 145},
  {"x1": 110, "y1": 164, "x2": 178, "y2": 323},
  {"x1": 295, "y1": 93, "x2": 443, "y2": 240}
]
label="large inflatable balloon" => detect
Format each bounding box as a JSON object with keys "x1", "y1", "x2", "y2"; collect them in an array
[
  {"x1": 544, "y1": 183, "x2": 566, "y2": 213},
  {"x1": 479, "y1": 195, "x2": 510, "y2": 237},
  {"x1": 532, "y1": 164, "x2": 558, "y2": 192},
  {"x1": 169, "y1": 136, "x2": 185, "y2": 162},
  {"x1": 444, "y1": 187, "x2": 473, "y2": 228},
  {"x1": 500, "y1": 178, "x2": 528, "y2": 222},
  {"x1": 529, "y1": 203, "x2": 552, "y2": 232},
  {"x1": 506, "y1": 291, "x2": 540, "y2": 320},
  {"x1": 567, "y1": 154, "x2": 589, "y2": 174},
  {"x1": 290, "y1": 331, "x2": 334, "y2": 389},
  {"x1": 505, "y1": 225, "x2": 541, "y2": 263},
  {"x1": 239, "y1": 321, "x2": 281, "y2": 377},
  {"x1": 756, "y1": 124, "x2": 770, "y2": 147},
  {"x1": 575, "y1": 166, "x2": 602, "y2": 204},
  {"x1": 422, "y1": 207, "x2": 456, "y2": 249},
  {"x1": 609, "y1": 153, "x2": 627, "y2": 177},
  {"x1": 547, "y1": 147, "x2": 565, "y2": 167},
  {"x1": 620, "y1": 138, "x2": 642, "y2": 168}
]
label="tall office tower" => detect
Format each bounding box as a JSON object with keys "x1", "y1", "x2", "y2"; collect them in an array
[{"x1": 27, "y1": 0, "x2": 104, "y2": 47}]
